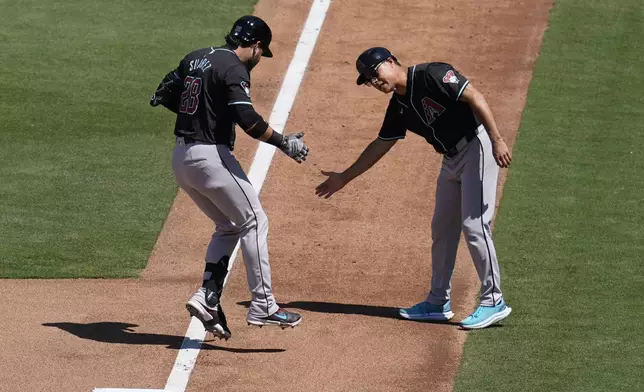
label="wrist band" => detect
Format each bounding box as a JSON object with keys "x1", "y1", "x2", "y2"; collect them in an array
[{"x1": 265, "y1": 128, "x2": 285, "y2": 148}]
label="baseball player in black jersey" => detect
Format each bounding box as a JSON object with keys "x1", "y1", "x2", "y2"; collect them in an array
[
  {"x1": 151, "y1": 16, "x2": 307, "y2": 340},
  {"x1": 316, "y1": 47, "x2": 513, "y2": 329}
]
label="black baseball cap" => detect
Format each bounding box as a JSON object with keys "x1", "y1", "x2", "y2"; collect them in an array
[
  {"x1": 226, "y1": 15, "x2": 273, "y2": 58},
  {"x1": 356, "y1": 47, "x2": 395, "y2": 85}
]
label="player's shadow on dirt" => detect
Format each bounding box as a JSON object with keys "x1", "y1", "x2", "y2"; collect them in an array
[
  {"x1": 236, "y1": 301, "x2": 463, "y2": 326},
  {"x1": 42, "y1": 322, "x2": 285, "y2": 353}
]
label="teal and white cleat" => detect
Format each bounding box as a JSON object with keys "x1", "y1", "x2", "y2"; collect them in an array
[
  {"x1": 460, "y1": 300, "x2": 512, "y2": 330},
  {"x1": 399, "y1": 301, "x2": 454, "y2": 321}
]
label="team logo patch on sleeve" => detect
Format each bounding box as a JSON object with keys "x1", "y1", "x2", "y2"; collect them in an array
[
  {"x1": 442, "y1": 70, "x2": 460, "y2": 84},
  {"x1": 240, "y1": 81, "x2": 251, "y2": 97}
]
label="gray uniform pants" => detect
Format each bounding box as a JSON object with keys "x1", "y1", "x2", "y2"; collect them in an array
[
  {"x1": 427, "y1": 127, "x2": 504, "y2": 307},
  {"x1": 172, "y1": 138, "x2": 279, "y2": 318}
]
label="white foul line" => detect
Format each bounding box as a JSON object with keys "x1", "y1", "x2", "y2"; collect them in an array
[
  {"x1": 94, "y1": 390, "x2": 164, "y2": 392},
  {"x1": 247, "y1": 0, "x2": 333, "y2": 189},
  {"x1": 93, "y1": 1, "x2": 332, "y2": 391}
]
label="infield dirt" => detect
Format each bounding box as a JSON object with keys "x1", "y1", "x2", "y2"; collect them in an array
[{"x1": 0, "y1": 0, "x2": 552, "y2": 391}]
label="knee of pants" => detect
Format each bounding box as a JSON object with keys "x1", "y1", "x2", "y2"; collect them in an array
[
  {"x1": 432, "y1": 216, "x2": 462, "y2": 241},
  {"x1": 462, "y1": 219, "x2": 490, "y2": 244},
  {"x1": 238, "y1": 209, "x2": 268, "y2": 233},
  {"x1": 214, "y1": 222, "x2": 242, "y2": 236}
]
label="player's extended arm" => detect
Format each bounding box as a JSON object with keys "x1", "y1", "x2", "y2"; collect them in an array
[
  {"x1": 231, "y1": 104, "x2": 309, "y2": 163},
  {"x1": 459, "y1": 84, "x2": 512, "y2": 168},
  {"x1": 315, "y1": 138, "x2": 397, "y2": 199}
]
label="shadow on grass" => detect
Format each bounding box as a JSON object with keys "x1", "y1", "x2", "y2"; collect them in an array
[{"x1": 42, "y1": 322, "x2": 285, "y2": 353}]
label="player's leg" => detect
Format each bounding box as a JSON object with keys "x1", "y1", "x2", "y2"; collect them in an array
[
  {"x1": 190, "y1": 145, "x2": 300, "y2": 328},
  {"x1": 172, "y1": 142, "x2": 236, "y2": 339},
  {"x1": 459, "y1": 130, "x2": 511, "y2": 329},
  {"x1": 399, "y1": 162, "x2": 461, "y2": 321},
  {"x1": 174, "y1": 185, "x2": 240, "y2": 285}
]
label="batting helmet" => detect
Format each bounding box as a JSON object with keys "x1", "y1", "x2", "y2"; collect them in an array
[
  {"x1": 356, "y1": 47, "x2": 396, "y2": 85},
  {"x1": 225, "y1": 15, "x2": 273, "y2": 58}
]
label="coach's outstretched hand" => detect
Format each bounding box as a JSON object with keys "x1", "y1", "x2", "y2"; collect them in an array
[{"x1": 280, "y1": 132, "x2": 309, "y2": 163}]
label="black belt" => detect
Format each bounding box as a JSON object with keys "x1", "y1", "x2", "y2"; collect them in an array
[
  {"x1": 443, "y1": 125, "x2": 484, "y2": 158},
  {"x1": 176, "y1": 136, "x2": 232, "y2": 150},
  {"x1": 176, "y1": 136, "x2": 212, "y2": 145}
]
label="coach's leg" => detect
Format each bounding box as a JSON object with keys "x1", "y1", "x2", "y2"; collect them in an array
[
  {"x1": 427, "y1": 158, "x2": 464, "y2": 305},
  {"x1": 399, "y1": 158, "x2": 461, "y2": 321},
  {"x1": 460, "y1": 131, "x2": 503, "y2": 306}
]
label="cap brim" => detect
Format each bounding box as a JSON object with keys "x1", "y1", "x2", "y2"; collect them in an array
[
  {"x1": 356, "y1": 74, "x2": 368, "y2": 85},
  {"x1": 262, "y1": 46, "x2": 273, "y2": 58}
]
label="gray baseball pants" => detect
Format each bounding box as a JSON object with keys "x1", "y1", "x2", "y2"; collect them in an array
[
  {"x1": 427, "y1": 127, "x2": 504, "y2": 307},
  {"x1": 172, "y1": 138, "x2": 279, "y2": 318}
]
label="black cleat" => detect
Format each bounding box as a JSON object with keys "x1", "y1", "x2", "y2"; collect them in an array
[
  {"x1": 216, "y1": 304, "x2": 232, "y2": 337},
  {"x1": 247, "y1": 308, "x2": 302, "y2": 329},
  {"x1": 185, "y1": 288, "x2": 232, "y2": 340}
]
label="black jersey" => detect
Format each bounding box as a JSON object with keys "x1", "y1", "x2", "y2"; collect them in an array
[
  {"x1": 378, "y1": 62, "x2": 481, "y2": 154},
  {"x1": 171, "y1": 47, "x2": 253, "y2": 150}
]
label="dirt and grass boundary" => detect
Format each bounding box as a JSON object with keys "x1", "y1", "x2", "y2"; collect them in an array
[
  {"x1": 9, "y1": 0, "x2": 641, "y2": 391},
  {"x1": 454, "y1": 1, "x2": 644, "y2": 390}
]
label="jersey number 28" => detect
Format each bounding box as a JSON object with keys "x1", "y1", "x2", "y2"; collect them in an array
[{"x1": 179, "y1": 76, "x2": 202, "y2": 115}]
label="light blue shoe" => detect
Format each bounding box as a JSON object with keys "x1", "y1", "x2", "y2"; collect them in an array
[
  {"x1": 399, "y1": 301, "x2": 454, "y2": 321},
  {"x1": 460, "y1": 300, "x2": 512, "y2": 330}
]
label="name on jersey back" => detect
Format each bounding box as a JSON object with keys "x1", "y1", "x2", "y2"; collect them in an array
[{"x1": 190, "y1": 58, "x2": 211, "y2": 73}]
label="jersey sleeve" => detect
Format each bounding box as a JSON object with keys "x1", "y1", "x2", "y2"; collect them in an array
[
  {"x1": 223, "y1": 64, "x2": 253, "y2": 107},
  {"x1": 149, "y1": 62, "x2": 183, "y2": 113},
  {"x1": 378, "y1": 97, "x2": 407, "y2": 141},
  {"x1": 426, "y1": 63, "x2": 470, "y2": 101}
]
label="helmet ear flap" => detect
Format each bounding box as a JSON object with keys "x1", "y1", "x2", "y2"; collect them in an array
[{"x1": 224, "y1": 34, "x2": 240, "y2": 47}]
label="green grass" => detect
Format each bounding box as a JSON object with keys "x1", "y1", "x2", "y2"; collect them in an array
[
  {"x1": 0, "y1": 0, "x2": 256, "y2": 278},
  {"x1": 453, "y1": 0, "x2": 644, "y2": 391}
]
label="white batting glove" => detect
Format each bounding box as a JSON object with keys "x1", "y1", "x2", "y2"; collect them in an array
[{"x1": 279, "y1": 132, "x2": 309, "y2": 163}]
